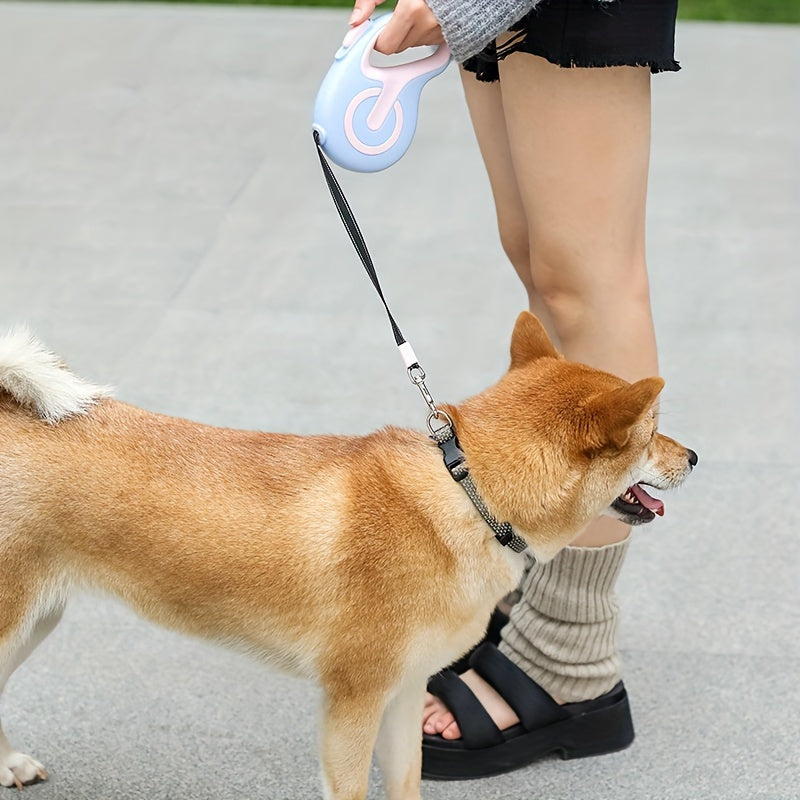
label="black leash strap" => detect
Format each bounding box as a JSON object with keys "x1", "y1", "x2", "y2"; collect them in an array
[
  {"x1": 313, "y1": 129, "x2": 448, "y2": 428},
  {"x1": 313, "y1": 129, "x2": 409, "y2": 356}
]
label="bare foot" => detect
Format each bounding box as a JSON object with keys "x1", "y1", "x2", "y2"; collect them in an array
[{"x1": 422, "y1": 669, "x2": 520, "y2": 739}]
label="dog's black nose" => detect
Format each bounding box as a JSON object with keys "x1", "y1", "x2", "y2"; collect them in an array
[{"x1": 687, "y1": 449, "x2": 698, "y2": 467}]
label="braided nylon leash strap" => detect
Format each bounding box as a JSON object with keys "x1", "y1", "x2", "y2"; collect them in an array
[{"x1": 431, "y1": 427, "x2": 528, "y2": 554}]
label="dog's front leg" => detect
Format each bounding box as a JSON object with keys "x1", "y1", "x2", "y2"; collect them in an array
[
  {"x1": 374, "y1": 679, "x2": 426, "y2": 800},
  {"x1": 319, "y1": 688, "x2": 386, "y2": 800}
]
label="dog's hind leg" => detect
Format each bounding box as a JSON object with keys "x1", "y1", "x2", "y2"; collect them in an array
[
  {"x1": 0, "y1": 600, "x2": 64, "y2": 789},
  {"x1": 374, "y1": 679, "x2": 426, "y2": 800}
]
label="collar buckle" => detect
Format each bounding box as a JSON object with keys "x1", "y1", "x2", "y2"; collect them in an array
[{"x1": 436, "y1": 430, "x2": 468, "y2": 482}]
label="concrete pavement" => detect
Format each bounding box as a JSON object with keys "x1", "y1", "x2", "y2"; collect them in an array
[{"x1": 0, "y1": 3, "x2": 798, "y2": 799}]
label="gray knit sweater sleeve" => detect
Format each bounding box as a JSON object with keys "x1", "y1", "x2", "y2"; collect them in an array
[{"x1": 425, "y1": 0, "x2": 541, "y2": 63}]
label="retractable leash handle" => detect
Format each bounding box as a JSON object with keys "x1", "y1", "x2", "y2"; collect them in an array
[{"x1": 312, "y1": 13, "x2": 452, "y2": 173}]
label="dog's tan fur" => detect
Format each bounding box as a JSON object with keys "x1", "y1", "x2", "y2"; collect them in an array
[{"x1": 0, "y1": 313, "x2": 694, "y2": 799}]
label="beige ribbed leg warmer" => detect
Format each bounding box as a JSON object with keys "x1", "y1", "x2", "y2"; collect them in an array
[{"x1": 498, "y1": 538, "x2": 630, "y2": 704}]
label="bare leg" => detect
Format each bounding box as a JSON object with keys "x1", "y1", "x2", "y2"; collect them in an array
[
  {"x1": 423, "y1": 53, "x2": 656, "y2": 738},
  {"x1": 467, "y1": 55, "x2": 657, "y2": 545},
  {"x1": 497, "y1": 55, "x2": 656, "y2": 547}
]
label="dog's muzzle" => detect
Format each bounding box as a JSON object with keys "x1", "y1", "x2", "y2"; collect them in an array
[{"x1": 612, "y1": 449, "x2": 697, "y2": 525}]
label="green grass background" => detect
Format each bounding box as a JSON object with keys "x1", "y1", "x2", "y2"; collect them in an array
[{"x1": 89, "y1": 0, "x2": 800, "y2": 25}]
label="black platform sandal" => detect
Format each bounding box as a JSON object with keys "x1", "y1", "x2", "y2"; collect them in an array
[{"x1": 422, "y1": 642, "x2": 634, "y2": 780}]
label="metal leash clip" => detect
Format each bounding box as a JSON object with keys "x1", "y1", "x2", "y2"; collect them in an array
[
  {"x1": 407, "y1": 363, "x2": 452, "y2": 434},
  {"x1": 398, "y1": 342, "x2": 452, "y2": 434}
]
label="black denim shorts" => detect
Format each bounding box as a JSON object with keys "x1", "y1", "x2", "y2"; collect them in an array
[{"x1": 463, "y1": 0, "x2": 680, "y2": 81}]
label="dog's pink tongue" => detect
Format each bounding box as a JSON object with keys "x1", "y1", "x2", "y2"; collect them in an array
[{"x1": 630, "y1": 484, "x2": 665, "y2": 516}]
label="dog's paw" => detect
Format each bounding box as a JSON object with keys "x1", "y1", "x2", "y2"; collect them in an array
[{"x1": 0, "y1": 752, "x2": 47, "y2": 789}]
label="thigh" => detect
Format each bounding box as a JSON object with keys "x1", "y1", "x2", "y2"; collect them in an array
[
  {"x1": 498, "y1": 53, "x2": 652, "y2": 286},
  {"x1": 497, "y1": 54, "x2": 659, "y2": 380}
]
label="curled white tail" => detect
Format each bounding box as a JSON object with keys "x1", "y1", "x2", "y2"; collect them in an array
[{"x1": 0, "y1": 328, "x2": 113, "y2": 423}]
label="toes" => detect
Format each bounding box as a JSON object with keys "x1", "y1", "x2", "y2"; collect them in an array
[
  {"x1": 422, "y1": 715, "x2": 441, "y2": 735},
  {"x1": 0, "y1": 752, "x2": 47, "y2": 788},
  {"x1": 440, "y1": 720, "x2": 462, "y2": 740},
  {"x1": 422, "y1": 707, "x2": 457, "y2": 735},
  {"x1": 422, "y1": 692, "x2": 460, "y2": 737},
  {"x1": 422, "y1": 712, "x2": 439, "y2": 734},
  {"x1": 433, "y1": 711, "x2": 456, "y2": 734},
  {"x1": 422, "y1": 694, "x2": 449, "y2": 733}
]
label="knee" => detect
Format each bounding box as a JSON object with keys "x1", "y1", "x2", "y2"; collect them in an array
[
  {"x1": 530, "y1": 250, "x2": 652, "y2": 338},
  {"x1": 497, "y1": 219, "x2": 536, "y2": 303}
]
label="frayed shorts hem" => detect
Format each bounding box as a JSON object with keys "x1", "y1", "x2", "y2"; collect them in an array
[{"x1": 462, "y1": 0, "x2": 680, "y2": 82}]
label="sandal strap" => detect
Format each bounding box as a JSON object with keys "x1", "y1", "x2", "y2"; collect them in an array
[
  {"x1": 469, "y1": 642, "x2": 568, "y2": 731},
  {"x1": 427, "y1": 669, "x2": 505, "y2": 749}
]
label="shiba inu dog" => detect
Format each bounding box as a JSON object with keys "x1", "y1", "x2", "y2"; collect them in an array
[{"x1": 0, "y1": 312, "x2": 695, "y2": 799}]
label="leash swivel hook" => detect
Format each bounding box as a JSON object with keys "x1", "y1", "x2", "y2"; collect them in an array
[{"x1": 408, "y1": 364, "x2": 453, "y2": 435}]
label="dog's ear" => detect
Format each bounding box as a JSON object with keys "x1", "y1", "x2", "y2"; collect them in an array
[
  {"x1": 509, "y1": 311, "x2": 560, "y2": 368},
  {"x1": 584, "y1": 377, "x2": 664, "y2": 453}
]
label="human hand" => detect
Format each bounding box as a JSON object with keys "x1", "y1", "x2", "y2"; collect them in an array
[{"x1": 349, "y1": 0, "x2": 445, "y2": 55}]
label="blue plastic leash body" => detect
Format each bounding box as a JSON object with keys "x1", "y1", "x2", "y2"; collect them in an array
[{"x1": 312, "y1": 13, "x2": 452, "y2": 173}]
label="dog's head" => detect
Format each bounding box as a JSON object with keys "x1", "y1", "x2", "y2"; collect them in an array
[{"x1": 448, "y1": 312, "x2": 696, "y2": 561}]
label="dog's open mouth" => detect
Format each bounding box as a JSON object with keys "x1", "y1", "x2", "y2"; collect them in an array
[{"x1": 612, "y1": 484, "x2": 664, "y2": 524}]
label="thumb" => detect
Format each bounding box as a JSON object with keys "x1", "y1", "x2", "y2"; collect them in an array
[{"x1": 349, "y1": 0, "x2": 381, "y2": 25}]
